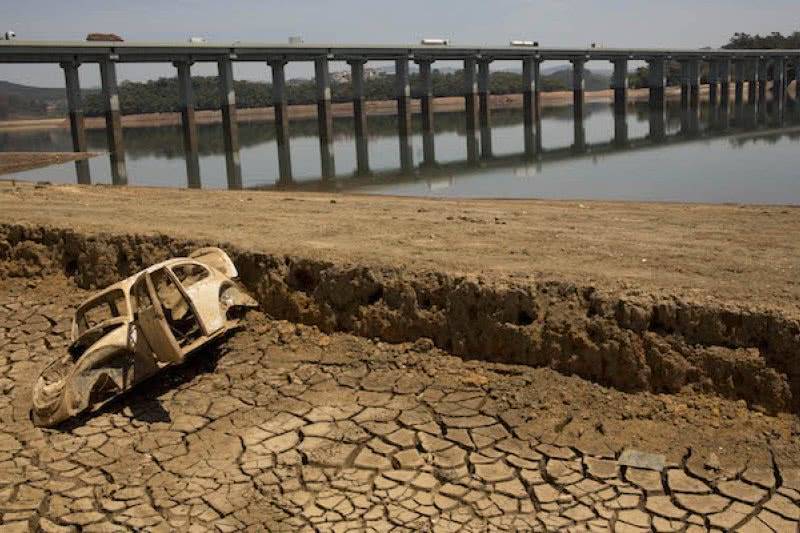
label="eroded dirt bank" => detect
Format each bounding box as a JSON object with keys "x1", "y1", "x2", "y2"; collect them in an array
[{"x1": 2, "y1": 223, "x2": 798, "y2": 416}]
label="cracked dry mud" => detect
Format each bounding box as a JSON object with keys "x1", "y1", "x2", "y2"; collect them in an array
[{"x1": 1, "y1": 276, "x2": 800, "y2": 532}]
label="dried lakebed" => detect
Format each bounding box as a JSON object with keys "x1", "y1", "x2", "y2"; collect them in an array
[
  {"x1": 0, "y1": 226, "x2": 799, "y2": 531},
  {"x1": 0, "y1": 277, "x2": 798, "y2": 532}
]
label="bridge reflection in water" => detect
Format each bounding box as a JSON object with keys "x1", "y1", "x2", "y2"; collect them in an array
[
  {"x1": 256, "y1": 96, "x2": 800, "y2": 195},
  {"x1": 2, "y1": 96, "x2": 799, "y2": 199}
]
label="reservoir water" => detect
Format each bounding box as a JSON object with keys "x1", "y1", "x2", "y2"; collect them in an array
[{"x1": 2, "y1": 99, "x2": 800, "y2": 204}]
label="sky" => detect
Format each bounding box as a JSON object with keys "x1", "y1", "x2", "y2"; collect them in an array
[{"x1": 1, "y1": 0, "x2": 798, "y2": 87}]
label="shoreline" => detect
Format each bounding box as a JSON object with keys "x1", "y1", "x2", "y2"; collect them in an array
[
  {"x1": 0, "y1": 86, "x2": 685, "y2": 132},
  {"x1": 0, "y1": 151, "x2": 98, "y2": 174}
]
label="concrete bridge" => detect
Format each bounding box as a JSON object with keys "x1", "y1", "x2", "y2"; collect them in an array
[{"x1": 2, "y1": 40, "x2": 799, "y2": 187}]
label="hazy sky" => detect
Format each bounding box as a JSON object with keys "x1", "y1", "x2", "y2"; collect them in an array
[{"x1": 1, "y1": 0, "x2": 798, "y2": 87}]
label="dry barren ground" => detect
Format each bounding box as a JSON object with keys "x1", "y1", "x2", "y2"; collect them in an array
[
  {"x1": 0, "y1": 276, "x2": 798, "y2": 532},
  {"x1": 1, "y1": 182, "x2": 800, "y2": 531}
]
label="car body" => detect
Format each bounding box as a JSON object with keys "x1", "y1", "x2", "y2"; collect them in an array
[{"x1": 32, "y1": 248, "x2": 257, "y2": 427}]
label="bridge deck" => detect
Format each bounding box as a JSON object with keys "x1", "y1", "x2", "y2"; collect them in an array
[{"x1": 1, "y1": 40, "x2": 800, "y2": 63}]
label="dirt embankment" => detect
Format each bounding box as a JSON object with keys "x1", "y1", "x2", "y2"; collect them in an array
[{"x1": 2, "y1": 223, "x2": 798, "y2": 415}]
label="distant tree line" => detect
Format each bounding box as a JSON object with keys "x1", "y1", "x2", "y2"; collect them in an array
[
  {"x1": 80, "y1": 68, "x2": 610, "y2": 117},
  {"x1": 628, "y1": 31, "x2": 800, "y2": 89},
  {"x1": 0, "y1": 94, "x2": 52, "y2": 120},
  {"x1": 722, "y1": 31, "x2": 800, "y2": 50}
]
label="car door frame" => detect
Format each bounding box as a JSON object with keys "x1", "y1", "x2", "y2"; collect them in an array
[{"x1": 131, "y1": 268, "x2": 209, "y2": 363}]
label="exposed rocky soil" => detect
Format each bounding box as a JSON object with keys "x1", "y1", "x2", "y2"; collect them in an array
[{"x1": 0, "y1": 276, "x2": 799, "y2": 531}]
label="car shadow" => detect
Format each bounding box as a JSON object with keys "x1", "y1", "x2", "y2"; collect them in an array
[{"x1": 48, "y1": 336, "x2": 229, "y2": 432}]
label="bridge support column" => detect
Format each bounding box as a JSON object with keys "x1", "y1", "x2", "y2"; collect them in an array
[
  {"x1": 522, "y1": 56, "x2": 541, "y2": 157},
  {"x1": 416, "y1": 58, "x2": 436, "y2": 166},
  {"x1": 646, "y1": 58, "x2": 667, "y2": 140},
  {"x1": 349, "y1": 58, "x2": 370, "y2": 176},
  {"x1": 61, "y1": 61, "x2": 91, "y2": 185},
  {"x1": 647, "y1": 58, "x2": 666, "y2": 110},
  {"x1": 611, "y1": 58, "x2": 628, "y2": 115},
  {"x1": 680, "y1": 59, "x2": 700, "y2": 108},
  {"x1": 718, "y1": 59, "x2": 731, "y2": 109},
  {"x1": 315, "y1": 57, "x2": 335, "y2": 179},
  {"x1": 463, "y1": 58, "x2": 480, "y2": 162},
  {"x1": 734, "y1": 60, "x2": 745, "y2": 105},
  {"x1": 748, "y1": 58, "x2": 760, "y2": 104},
  {"x1": 707, "y1": 61, "x2": 719, "y2": 106},
  {"x1": 757, "y1": 58, "x2": 768, "y2": 103},
  {"x1": 269, "y1": 59, "x2": 292, "y2": 185},
  {"x1": 571, "y1": 57, "x2": 586, "y2": 151},
  {"x1": 99, "y1": 60, "x2": 127, "y2": 185},
  {"x1": 478, "y1": 58, "x2": 492, "y2": 159},
  {"x1": 794, "y1": 58, "x2": 800, "y2": 99},
  {"x1": 218, "y1": 59, "x2": 242, "y2": 189},
  {"x1": 395, "y1": 57, "x2": 413, "y2": 172},
  {"x1": 571, "y1": 57, "x2": 585, "y2": 113},
  {"x1": 773, "y1": 57, "x2": 786, "y2": 102},
  {"x1": 175, "y1": 62, "x2": 201, "y2": 188}
]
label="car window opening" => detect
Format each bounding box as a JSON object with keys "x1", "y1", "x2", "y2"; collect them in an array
[
  {"x1": 76, "y1": 289, "x2": 127, "y2": 336},
  {"x1": 171, "y1": 263, "x2": 210, "y2": 289}
]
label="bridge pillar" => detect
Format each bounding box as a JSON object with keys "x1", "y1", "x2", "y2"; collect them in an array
[
  {"x1": 795, "y1": 58, "x2": 800, "y2": 98},
  {"x1": 611, "y1": 58, "x2": 628, "y2": 115},
  {"x1": 757, "y1": 58, "x2": 769, "y2": 103},
  {"x1": 733, "y1": 59, "x2": 746, "y2": 105},
  {"x1": 718, "y1": 59, "x2": 731, "y2": 108},
  {"x1": 315, "y1": 57, "x2": 335, "y2": 179},
  {"x1": 571, "y1": 57, "x2": 585, "y2": 112},
  {"x1": 348, "y1": 58, "x2": 370, "y2": 176},
  {"x1": 269, "y1": 59, "x2": 292, "y2": 185},
  {"x1": 463, "y1": 58, "x2": 480, "y2": 162},
  {"x1": 747, "y1": 58, "x2": 760, "y2": 104},
  {"x1": 522, "y1": 56, "x2": 541, "y2": 157},
  {"x1": 478, "y1": 58, "x2": 493, "y2": 159},
  {"x1": 416, "y1": 58, "x2": 436, "y2": 166},
  {"x1": 680, "y1": 59, "x2": 700, "y2": 108},
  {"x1": 99, "y1": 60, "x2": 127, "y2": 185},
  {"x1": 175, "y1": 61, "x2": 201, "y2": 188},
  {"x1": 647, "y1": 57, "x2": 666, "y2": 110},
  {"x1": 773, "y1": 57, "x2": 786, "y2": 102},
  {"x1": 218, "y1": 59, "x2": 242, "y2": 189},
  {"x1": 707, "y1": 61, "x2": 719, "y2": 106},
  {"x1": 394, "y1": 58, "x2": 413, "y2": 172},
  {"x1": 646, "y1": 58, "x2": 667, "y2": 140},
  {"x1": 61, "y1": 61, "x2": 91, "y2": 185}
]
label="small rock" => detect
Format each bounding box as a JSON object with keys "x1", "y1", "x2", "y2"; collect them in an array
[
  {"x1": 705, "y1": 452, "x2": 721, "y2": 471},
  {"x1": 618, "y1": 449, "x2": 666, "y2": 472}
]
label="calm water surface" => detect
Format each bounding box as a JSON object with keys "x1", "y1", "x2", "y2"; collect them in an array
[{"x1": 2, "y1": 100, "x2": 800, "y2": 204}]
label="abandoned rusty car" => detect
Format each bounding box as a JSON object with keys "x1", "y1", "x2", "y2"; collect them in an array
[{"x1": 31, "y1": 248, "x2": 257, "y2": 427}]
